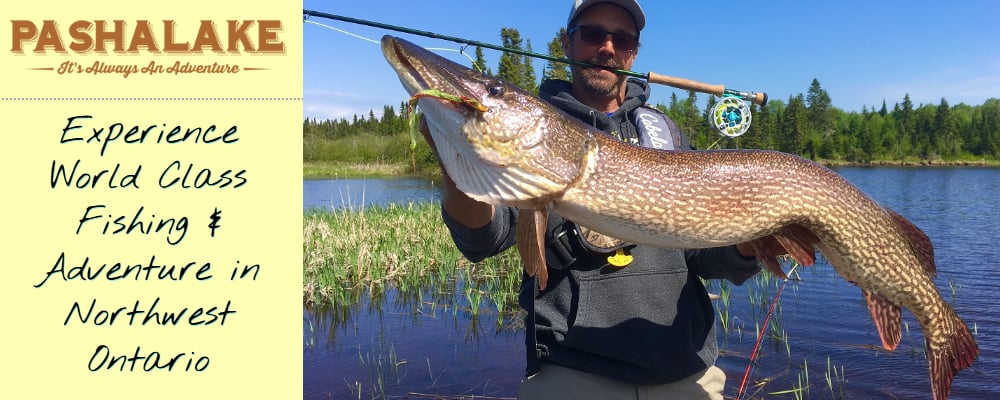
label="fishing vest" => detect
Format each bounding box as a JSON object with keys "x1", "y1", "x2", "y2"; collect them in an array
[
  {"x1": 634, "y1": 104, "x2": 684, "y2": 150},
  {"x1": 546, "y1": 105, "x2": 685, "y2": 269}
]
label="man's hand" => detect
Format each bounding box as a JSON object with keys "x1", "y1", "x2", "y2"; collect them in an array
[
  {"x1": 419, "y1": 116, "x2": 441, "y2": 162},
  {"x1": 735, "y1": 235, "x2": 784, "y2": 258},
  {"x1": 420, "y1": 116, "x2": 494, "y2": 229}
]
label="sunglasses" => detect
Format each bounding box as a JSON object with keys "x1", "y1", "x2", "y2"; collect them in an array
[{"x1": 568, "y1": 25, "x2": 639, "y2": 52}]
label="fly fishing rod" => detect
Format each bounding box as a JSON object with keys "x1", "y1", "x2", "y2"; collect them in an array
[
  {"x1": 736, "y1": 261, "x2": 800, "y2": 400},
  {"x1": 304, "y1": 9, "x2": 766, "y2": 137}
]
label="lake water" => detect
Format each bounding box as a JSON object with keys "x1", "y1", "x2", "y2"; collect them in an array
[
  {"x1": 303, "y1": 167, "x2": 1000, "y2": 399},
  {"x1": 303, "y1": 178, "x2": 439, "y2": 210}
]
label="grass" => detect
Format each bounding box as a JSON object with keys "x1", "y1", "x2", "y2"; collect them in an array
[
  {"x1": 303, "y1": 202, "x2": 522, "y2": 318},
  {"x1": 348, "y1": 334, "x2": 405, "y2": 400},
  {"x1": 305, "y1": 202, "x2": 525, "y2": 399},
  {"x1": 825, "y1": 356, "x2": 846, "y2": 399},
  {"x1": 304, "y1": 160, "x2": 411, "y2": 179},
  {"x1": 303, "y1": 129, "x2": 441, "y2": 179},
  {"x1": 715, "y1": 280, "x2": 733, "y2": 333},
  {"x1": 765, "y1": 357, "x2": 847, "y2": 400}
]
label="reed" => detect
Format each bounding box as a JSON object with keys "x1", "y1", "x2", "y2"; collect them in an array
[
  {"x1": 304, "y1": 160, "x2": 408, "y2": 179},
  {"x1": 948, "y1": 278, "x2": 959, "y2": 303},
  {"x1": 825, "y1": 356, "x2": 846, "y2": 399},
  {"x1": 769, "y1": 358, "x2": 809, "y2": 399},
  {"x1": 354, "y1": 335, "x2": 403, "y2": 399},
  {"x1": 714, "y1": 280, "x2": 734, "y2": 333},
  {"x1": 303, "y1": 202, "x2": 522, "y2": 317}
]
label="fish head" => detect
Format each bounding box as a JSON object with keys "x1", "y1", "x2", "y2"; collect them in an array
[{"x1": 382, "y1": 35, "x2": 592, "y2": 208}]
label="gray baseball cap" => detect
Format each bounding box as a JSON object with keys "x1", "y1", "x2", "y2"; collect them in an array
[{"x1": 567, "y1": 0, "x2": 646, "y2": 31}]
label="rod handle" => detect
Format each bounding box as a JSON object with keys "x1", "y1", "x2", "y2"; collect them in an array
[{"x1": 647, "y1": 71, "x2": 768, "y2": 106}]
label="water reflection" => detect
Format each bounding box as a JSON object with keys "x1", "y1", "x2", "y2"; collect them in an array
[{"x1": 304, "y1": 280, "x2": 525, "y2": 400}]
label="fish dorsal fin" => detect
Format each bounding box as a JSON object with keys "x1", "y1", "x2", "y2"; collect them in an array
[
  {"x1": 885, "y1": 208, "x2": 936, "y2": 276},
  {"x1": 515, "y1": 208, "x2": 549, "y2": 290},
  {"x1": 862, "y1": 289, "x2": 902, "y2": 351}
]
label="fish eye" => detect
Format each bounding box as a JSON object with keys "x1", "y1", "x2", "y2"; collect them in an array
[{"x1": 487, "y1": 81, "x2": 505, "y2": 98}]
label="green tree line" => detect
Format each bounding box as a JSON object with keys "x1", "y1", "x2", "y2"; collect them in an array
[
  {"x1": 661, "y1": 81, "x2": 1000, "y2": 163},
  {"x1": 304, "y1": 28, "x2": 999, "y2": 172}
]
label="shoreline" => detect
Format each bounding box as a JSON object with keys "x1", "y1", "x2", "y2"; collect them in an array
[
  {"x1": 819, "y1": 159, "x2": 1000, "y2": 167},
  {"x1": 306, "y1": 159, "x2": 1000, "y2": 179}
]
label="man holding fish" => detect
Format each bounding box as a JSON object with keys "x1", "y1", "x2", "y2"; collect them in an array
[
  {"x1": 389, "y1": 0, "x2": 977, "y2": 394},
  {"x1": 422, "y1": 1, "x2": 783, "y2": 398}
]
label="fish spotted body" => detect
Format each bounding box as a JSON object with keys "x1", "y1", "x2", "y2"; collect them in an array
[{"x1": 381, "y1": 35, "x2": 977, "y2": 399}]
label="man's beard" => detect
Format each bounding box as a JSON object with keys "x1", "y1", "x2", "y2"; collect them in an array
[{"x1": 571, "y1": 55, "x2": 627, "y2": 97}]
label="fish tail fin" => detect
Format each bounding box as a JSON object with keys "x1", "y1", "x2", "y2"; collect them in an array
[
  {"x1": 928, "y1": 310, "x2": 979, "y2": 400},
  {"x1": 886, "y1": 207, "x2": 936, "y2": 276}
]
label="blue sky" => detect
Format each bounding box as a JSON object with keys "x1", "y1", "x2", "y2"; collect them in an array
[{"x1": 303, "y1": 1, "x2": 1000, "y2": 121}]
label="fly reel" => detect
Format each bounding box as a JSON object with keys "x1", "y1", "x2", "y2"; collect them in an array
[{"x1": 710, "y1": 96, "x2": 752, "y2": 137}]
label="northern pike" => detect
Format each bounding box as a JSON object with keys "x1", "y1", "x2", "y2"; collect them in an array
[{"x1": 381, "y1": 35, "x2": 978, "y2": 399}]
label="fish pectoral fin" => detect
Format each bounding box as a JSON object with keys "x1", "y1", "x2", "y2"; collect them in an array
[
  {"x1": 774, "y1": 224, "x2": 819, "y2": 267},
  {"x1": 754, "y1": 246, "x2": 787, "y2": 278},
  {"x1": 744, "y1": 224, "x2": 819, "y2": 278},
  {"x1": 862, "y1": 289, "x2": 902, "y2": 351},
  {"x1": 515, "y1": 208, "x2": 549, "y2": 290}
]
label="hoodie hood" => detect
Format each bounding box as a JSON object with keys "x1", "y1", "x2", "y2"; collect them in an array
[{"x1": 539, "y1": 77, "x2": 651, "y2": 143}]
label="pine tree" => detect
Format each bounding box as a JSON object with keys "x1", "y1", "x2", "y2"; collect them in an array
[
  {"x1": 702, "y1": 95, "x2": 718, "y2": 149},
  {"x1": 473, "y1": 46, "x2": 490, "y2": 74},
  {"x1": 667, "y1": 92, "x2": 680, "y2": 117},
  {"x1": 934, "y1": 97, "x2": 959, "y2": 157},
  {"x1": 780, "y1": 94, "x2": 809, "y2": 156},
  {"x1": 683, "y1": 90, "x2": 702, "y2": 146},
  {"x1": 806, "y1": 78, "x2": 834, "y2": 138},
  {"x1": 381, "y1": 105, "x2": 396, "y2": 135},
  {"x1": 523, "y1": 40, "x2": 538, "y2": 94},
  {"x1": 897, "y1": 94, "x2": 914, "y2": 155},
  {"x1": 498, "y1": 28, "x2": 537, "y2": 92},
  {"x1": 498, "y1": 28, "x2": 522, "y2": 83},
  {"x1": 978, "y1": 98, "x2": 1000, "y2": 156},
  {"x1": 543, "y1": 28, "x2": 570, "y2": 82}
]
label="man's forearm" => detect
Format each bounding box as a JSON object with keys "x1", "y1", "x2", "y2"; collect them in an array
[{"x1": 439, "y1": 169, "x2": 494, "y2": 229}]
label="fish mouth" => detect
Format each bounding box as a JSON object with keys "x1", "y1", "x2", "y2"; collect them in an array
[
  {"x1": 381, "y1": 36, "x2": 429, "y2": 94},
  {"x1": 381, "y1": 35, "x2": 480, "y2": 104}
]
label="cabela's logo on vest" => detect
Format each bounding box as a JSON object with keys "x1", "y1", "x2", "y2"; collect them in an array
[{"x1": 634, "y1": 106, "x2": 677, "y2": 150}]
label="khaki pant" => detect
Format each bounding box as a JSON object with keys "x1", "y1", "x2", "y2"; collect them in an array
[{"x1": 518, "y1": 363, "x2": 726, "y2": 400}]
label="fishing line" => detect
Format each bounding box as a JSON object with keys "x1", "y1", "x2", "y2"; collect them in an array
[
  {"x1": 736, "y1": 260, "x2": 801, "y2": 400},
  {"x1": 304, "y1": 19, "x2": 379, "y2": 45},
  {"x1": 305, "y1": 9, "x2": 598, "y2": 76},
  {"x1": 304, "y1": 17, "x2": 478, "y2": 67},
  {"x1": 302, "y1": 9, "x2": 767, "y2": 110}
]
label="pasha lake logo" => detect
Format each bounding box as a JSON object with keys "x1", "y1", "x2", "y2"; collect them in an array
[{"x1": 9, "y1": 19, "x2": 285, "y2": 77}]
